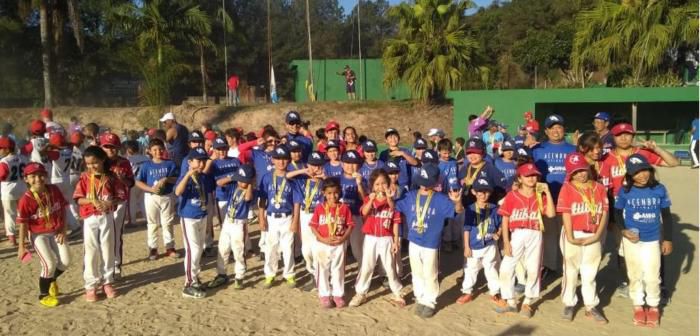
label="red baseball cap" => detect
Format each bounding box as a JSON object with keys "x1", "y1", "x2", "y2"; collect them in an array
[
  {"x1": 70, "y1": 132, "x2": 83, "y2": 145},
  {"x1": 0, "y1": 136, "x2": 15, "y2": 149},
  {"x1": 147, "y1": 128, "x2": 158, "y2": 137},
  {"x1": 325, "y1": 121, "x2": 340, "y2": 132},
  {"x1": 40, "y1": 108, "x2": 53, "y2": 119},
  {"x1": 23, "y1": 162, "x2": 47, "y2": 176},
  {"x1": 565, "y1": 152, "x2": 589, "y2": 175},
  {"x1": 49, "y1": 132, "x2": 65, "y2": 147},
  {"x1": 204, "y1": 130, "x2": 217, "y2": 141},
  {"x1": 29, "y1": 120, "x2": 46, "y2": 135},
  {"x1": 100, "y1": 132, "x2": 121, "y2": 148},
  {"x1": 611, "y1": 123, "x2": 635, "y2": 136},
  {"x1": 517, "y1": 163, "x2": 542, "y2": 177},
  {"x1": 524, "y1": 111, "x2": 533, "y2": 119}
]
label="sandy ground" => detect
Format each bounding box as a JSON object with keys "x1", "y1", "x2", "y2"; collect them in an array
[{"x1": 0, "y1": 167, "x2": 697, "y2": 335}]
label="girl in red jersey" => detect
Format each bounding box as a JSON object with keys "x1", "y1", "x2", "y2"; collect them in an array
[{"x1": 16, "y1": 162, "x2": 71, "y2": 307}]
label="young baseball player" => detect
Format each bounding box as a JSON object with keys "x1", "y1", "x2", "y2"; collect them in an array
[
  {"x1": 0, "y1": 136, "x2": 27, "y2": 245},
  {"x1": 208, "y1": 164, "x2": 255, "y2": 290},
  {"x1": 175, "y1": 147, "x2": 214, "y2": 299},
  {"x1": 615, "y1": 154, "x2": 673, "y2": 327},
  {"x1": 359, "y1": 139, "x2": 384, "y2": 188},
  {"x1": 16, "y1": 162, "x2": 70, "y2": 307},
  {"x1": 495, "y1": 163, "x2": 555, "y2": 318},
  {"x1": 495, "y1": 140, "x2": 517, "y2": 187},
  {"x1": 211, "y1": 137, "x2": 241, "y2": 224},
  {"x1": 457, "y1": 177, "x2": 503, "y2": 305},
  {"x1": 258, "y1": 145, "x2": 302, "y2": 288},
  {"x1": 380, "y1": 128, "x2": 418, "y2": 190},
  {"x1": 135, "y1": 139, "x2": 179, "y2": 260},
  {"x1": 125, "y1": 140, "x2": 149, "y2": 226},
  {"x1": 323, "y1": 139, "x2": 343, "y2": 178},
  {"x1": 99, "y1": 132, "x2": 135, "y2": 279},
  {"x1": 339, "y1": 150, "x2": 366, "y2": 264},
  {"x1": 350, "y1": 169, "x2": 405, "y2": 307},
  {"x1": 309, "y1": 177, "x2": 354, "y2": 308},
  {"x1": 395, "y1": 164, "x2": 463, "y2": 318},
  {"x1": 74, "y1": 146, "x2": 127, "y2": 302},
  {"x1": 557, "y1": 153, "x2": 608, "y2": 323}
]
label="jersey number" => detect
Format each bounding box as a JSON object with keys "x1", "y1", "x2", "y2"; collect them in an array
[{"x1": 9, "y1": 164, "x2": 26, "y2": 182}]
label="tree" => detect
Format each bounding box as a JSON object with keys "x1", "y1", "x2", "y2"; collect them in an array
[{"x1": 383, "y1": 0, "x2": 481, "y2": 103}]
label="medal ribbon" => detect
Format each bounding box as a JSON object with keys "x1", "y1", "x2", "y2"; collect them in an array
[
  {"x1": 31, "y1": 190, "x2": 52, "y2": 229},
  {"x1": 304, "y1": 179, "x2": 319, "y2": 213},
  {"x1": 414, "y1": 191, "x2": 434, "y2": 234},
  {"x1": 227, "y1": 188, "x2": 245, "y2": 220},
  {"x1": 464, "y1": 164, "x2": 483, "y2": 187},
  {"x1": 191, "y1": 174, "x2": 207, "y2": 210},
  {"x1": 273, "y1": 175, "x2": 287, "y2": 206},
  {"x1": 324, "y1": 204, "x2": 341, "y2": 237},
  {"x1": 88, "y1": 173, "x2": 106, "y2": 203},
  {"x1": 476, "y1": 206, "x2": 491, "y2": 240},
  {"x1": 574, "y1": 183, "x2": 599, "y2": 231}
]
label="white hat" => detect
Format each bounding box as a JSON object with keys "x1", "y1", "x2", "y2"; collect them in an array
[
  {"x1": 427, "y1": 128, "x2": 444, "y2": 137},
  {"x1": 159, "y1": 112, "x2": 176, "y2": 122}
]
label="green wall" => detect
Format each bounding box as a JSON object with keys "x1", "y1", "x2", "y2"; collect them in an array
[
  {"x1": 447, "y1": 87, "x2": 699, "y2": 146},
  {"x1": 290, "y1": 59, "x2": 410, "y2": 102}
]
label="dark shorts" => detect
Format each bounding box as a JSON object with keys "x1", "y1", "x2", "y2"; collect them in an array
[{"x1": 346, "y1": 82, "x2": 355, "y2": 93}]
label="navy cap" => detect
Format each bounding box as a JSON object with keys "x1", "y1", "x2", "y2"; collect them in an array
[
  {"x1": 544, "y1": 114, "x2": 565, "y2": 128},
  {"x1": 625, "y1": 154, "x2": 652, "y2": 176},
  {"x1": 271, "y1": 145, "x2": 291, "y2": 159},
  {"x1": 421, "y1": 149, "x2": 439, "y2": 164},
  {"x1": 212, "y1": 137, "x2": 229, "y2": 149},
  {"x1": 189, "y1": 131, "x2": 204, "y2": 142},
  {"x1": 287, "y1": 139, "x2": 302, "y2": 152},
  {"x1": 362, "y1": 139, "x2": 377, "y2": 153},
  {"x1": 516, "y1": 146, "x2": 533, "y2": 159},
  {"x1": 501, "y1": 140, "x2": 515, "y2": 151},
  {"x1": 385, "y1": 161, "x2": 400, "y2": 174},
  {"x1": 285, "y1": 110, "x2": 302, "y2": 124},
  {"x1": 472, "y1": 177, "x2": 494, "y2": 192},
  {"x1": 384, "y1": 128, "x2": 400, "y2": 138},
  {"x1": 341, "y1": 150, "x2": 363, "y2": 164},
  {"x1": 307, "y1": 151, "x2": 326, "y2": 166},
  {"x1": 231, "y1": 164, "x2": 255, "y2": 184},
  {"x1": 413, "y1": 138, "x2": 428, "y2": 150},
  {"x1": 187, "y1": 147, "x2": 209, "y2": 160},
  {"x1": 325, "y1": 139, "x2": 340, "y2": 150},
  {"x1": 465, "y1": 138, "x2": 485, "y2": 155},
  {"x1": 594, "y1": 112, "x2": 610, "y2": 122},
  {"x1": 414, "y1": 164, "x2": 440, "y2": 188}
]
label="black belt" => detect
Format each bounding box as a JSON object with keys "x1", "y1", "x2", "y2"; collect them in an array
[{"x1": 270, "y1": 212, "x2": 291, "y2": 218}]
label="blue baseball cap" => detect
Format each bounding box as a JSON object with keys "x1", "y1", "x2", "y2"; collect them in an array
[
  {"x1": 472, "y1": 177, "x2": 494, "y2": 192},
  {"x1": 285, "y1": 110, "x2": 302, "y2": 124},
  {"x1": 231, "y1": 164, "x2": 255, "y2": 184},
  {"x1": 413, "y1": 138, "x2": 428, "y2": 150},
  {"x1": 385, "y1": 161, "x2": 400, "y2": 174},
  {"x1": 625, "y1": 154, "x2": 652, "y2": 176},
  {"x1": 325, "y1": 139, "x2": 340, "y2": 150},
  {"x1": 544, "y1": 114, "x2": 565, "y2": 128},
  {"x1": 421, "y1": 149, "x2": 439, "y2": 164},
  {"x1": 212, "y1": 137, "x2": 229, "y2": 149},
  {"x1": 271, "y1": 145, "x2": 291, "y2": 159},
  {"x1": 307, "y1": 151, "x2": 326, "y2": 166},
  {"x1": 594, "y1": 112, "x2": 610, "y2": 122},
  {"x1": 384, "y1": 128, "x2": 400, "y2": 138},
  {"x1": 501, "y1": 140, "x2": 515, "y2": 151},
  {"x1": 362, "y1": 139, "x2": 377, "y2": 153},
  {"x1": 188, "y1": 131, "x2": 204, "y2": 142},
  {"x1": 187, "y1": 147, "x2": 209, "y2": 161},
  {"x1": 414, "y1": 164, "x2": 440, "y2": 188},
  {"x1": 341, "y1": 150, "x2": 363, "y2": 164},
  {"x1": 516, "y1": 146, "x2": 532, "y2": 159},
  {"x1": 286, "y1": 139, "x2": 302, "y2": 152}
]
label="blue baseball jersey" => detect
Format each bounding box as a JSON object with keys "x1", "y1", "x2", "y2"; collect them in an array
[
  {"x1": 211, "y1": 157, "x2": 241, "y2": 201},
  {"x1": 297, "y1": 177, "x2": 324, "y2": 213},
  {"x1": 287, "y1": 160, "x2": 307, "y2": 183},
  {"x1": 615, "y1": 184, "x2": 671, "y2": 242},
  {"x1": 258, "y1": 172, "x2": 303, "y2": 214},
  {"x1": 339, "y1": 175, "x2": 362, "y2": 215},
  {"x1": 224, "y1": 187, "x2": 252, "y2": 220},
  {"x1": 494, "y1": 158, "x2": 517, "y2": 187},
  {"x1": 379, "y1": 147, "x2": 413, "y2": 188},
  {"x1": 323, "y1": 162, "x2": 344, "y2": 178},
  {"x1": 532, "y1": 141, "x2": 576, "y2": 200},
  {"x1": 513, "y1": 135, "x2": 526, "y2": 149},
  {"x1": 176, "y1": 171, "x2": 214, "y2": 219},
  {"x1": 359, "y1": 160, "x2": 385, "y2": 189},
  {"x1": 136, "y1": 160, "x2": 179, "y2": 195},
  {"x1": 459, "y1": 160, "x2": 508, "y2": 192},
  {"x1": 464, "y1": 203, "x2": 501, "y2": 250},
  {"x1": 251, "y1": 149, "x2": 274, "y2": 185},
  {"x1": 438, "y1": 159, "x2": 460, "y2": 192},
  {"x1": 395, "y1": 190, "x2": 457, "y2": 249}
]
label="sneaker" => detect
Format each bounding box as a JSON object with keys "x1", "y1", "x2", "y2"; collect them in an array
[
  {"x1": 85, "y1": 289, "x2": 97, "y2": 302},
  {"x1": 285, "y1": 276, "x2": 297, "y2": 288},
  {"x1": 494, "y1": 300, "x2": 518, "y2": 314},
  {"x1": 616, "y1": 282, "x2": 630, "y2": 298},
  {"x1": 645, "y1": 307, "x2": 660, "y2": 328},
  {"x1": 8, "y1": 235, "x2": 17, "y2": 246},
  {"x1": 232, "y1": 279, "x2": 243, "y2": 290},
  {"x1": 39, "y1": 295, "x2": 59, "y2": 307},
  {"x1": 520, "y1": 304, "x2": 534, "y2": 318},
  {"x1": 49, "y1": 281, "x2": 59, "y2": 297},
  {"x1": 263, "y1": 276, "x2": 274, "y2": 289},
  {"x1": 208, "y1": 274, "x2": 229, "y2": 289},
  {"x1": 692, "y1": 164, "x2": 699, "y2": 169},
  {"x1": 514, "y1": 283, "x2": 526, "y2": 294},
  {"x1": 301, "y1": 280, "x2": 316, "y2": 292},
  {"x1": 320, "y1": 296, "x2": 333, "y2": 309},
  {"x1": 562, "y1": 306, "x2": 575, "y2": 321},
  {"x1": 349, "y1": 294, "x2": 367, "y2": 307},
  {"x1": 333, "y1": 296, "x2": 346, "y2": 308},
  {"x1": 419, "y1": 305, "x2": 435, "y2": 318},
  {"x1": 148, "y1": 249, "x2": 158, "y2": 261},
  {"x1": 388, "y1": 294, "x2": 406, "y2": 307},
  {"x1": 182, "y1": 286, "x2": 206, "y2": 299},
  {"x1": 585, "y1": 307, "x2": 608, "y2": 324},
  {"x1": 456, "y1": 293, "x2": 473, "y2": 304},
  {"x1": 166, "y1": 248, "x2": 180, "y2": 258},
  {"x1": 633, "y1": 306, "x2": 646, "y2": 326},
  {"x1": 103, "y1": 284, "x2": 118, "y2": 299}
]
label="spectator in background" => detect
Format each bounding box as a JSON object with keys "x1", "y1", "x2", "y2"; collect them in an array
[
  {"x1": 468, "y1": 106, "x2": 494, "y2": 138},
  {"x1": 227, "y1": 74, "x2": 240, "y2": 106},
  {"x1": 68, "y1": 116, "x2": 81, "y2": 134},
  {"x1": 482, "y1": 121, "x2": 504, "y2": 157},
  {"x1": 427, "y1": 128, "x2": 446, "y2": 150},
  {"x1": 593, "y1": 112, "x2": 614, "y2": 155},
  {"x1": 337, "y1": 65, "x2": 356, "y2": 100},
  {"x1": 690, "y1": 118, "x2": 698, "y2": 168},
  {"x1": 523, "y1": 111, "x2": 540, "y2": 134},
  {"x1": 513, "y1": 125, "x2": 527, "y2": 149}
]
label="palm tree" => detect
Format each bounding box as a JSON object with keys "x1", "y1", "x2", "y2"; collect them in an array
[
  {"x1": 382, "y1": 0, "x2": 480, "y2": 103},
  {"x1": 571, "y1": 0, "x2": 698, "y2": 86}
]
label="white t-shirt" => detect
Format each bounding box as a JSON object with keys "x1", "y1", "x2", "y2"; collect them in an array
[
  {"x1": 50, "y1": 147, "x2": 73, "y2": 186},
  {"x1": 0, "y1": 154, "x2": 27, "y2": 200}
]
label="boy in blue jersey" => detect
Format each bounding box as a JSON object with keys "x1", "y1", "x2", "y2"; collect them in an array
[
  {"x1": 380, "y1": 128, "x2": 418, "y2": 190},
  {"x1": 287, "y1": 139, "x2": 307, "y2": 172},
  {"x1": 208, "y1": 164, "x2": 255, "y2": 290},
  {"x1": 434, "y1": 140, "x2": 462, "y2": 252},
  {"x1": 258, "y1": 145, "x2": 303, "y2": 288},
  {"x1": 211, "y1": 137, "x2": 241, "y2": 224},
  {"x1": 339, "y1": 150, "x2": 366, "y2": 264},
  {"x1": 323, "y1": 139, "x2": 343, "y2": 177},
  {"x1": 175, "y1": 147, "x2": 214, "y2": 299},
  {"x1": 409, "y1": 138, "x2": 429, "y2": 190},
  {"x1": 284, "y1": 111, "x2": 313, "y2": 161},
  {"x1": 359, "y1": 139, "x2": 384, "y2": 189},
  {"x1": 495, "y1": 140, "x2": 517, "y2": 188},
  {"x1": 134, "y1": 139, "x2": 180, "y2": 260},
  {"x1": 395, "y1": 164, "x2": 463, "y2": 318}
]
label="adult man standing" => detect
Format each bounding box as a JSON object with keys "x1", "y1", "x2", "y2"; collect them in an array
[
  {"x1": 338, "y1": 65, "x2": 356, "y2": 100},
  {"x1": 161, "y1": 112, "x2": 189, "y2": 168},
  {"x1": 227, "y1": 74, "x2": 240, "y2": 106},
  {"x1": 691, "y1": 117, "x2": 699, "y2": 168}
]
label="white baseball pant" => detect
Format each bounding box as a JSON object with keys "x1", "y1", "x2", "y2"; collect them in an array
[
  {"x1": 409, "y1": 242, "x2": 440, "y2": 309},
  {"x1": 299, "y1": 211, "x2": 316, "y2": 275},
  {"x1": 354, "y1": 235, "x2": 403, "y2": 296},
  {"x1": 216, "y1": 218, "x2": 247, "y2": 279},
  {"x1": 129, "y1": 186, "x2": 145, "y2": 224},
  {"x1": 314, "y1": 241, "x2": 346, "y2": 297},
  {"x1": 219, "y1": 200, "x2": 252, "y2": 252},
  {"x1": 264, "y1": 214, "x2": 295, "y2": 278},
  {"x1": 181, "y1": 217, "x2": 206, "y2": 286},
  {"x1": 144, "y1": 193, "x2": 176, "y2": 250},
  {"x1": 560, "y1": 230, "x2": 602, "y2": 308},
  {"x1": 462, "y1": 244, "x2": 501, "y2": 295},
  {"x1": 622, "y1": 237, "x2": 661, "y2": 307},
  {"x1": 31, "y1": 232, "x2": 71, "y2": 278},
  {"x1": 2, "y1": 199, "x2": 17, "y2": 237},
  {"x1": 205, "y1": 193, "x2": 216, "y2": 248},
  {"x1": 542, "y1": 215, "x2": 562, "y2": 272},
  {"x1": 113, "y1": 203, "x2": 127, "y2": 270},
  {"x1": 349, "y1": 215, "x2": 364, "y2": 264},
  {"x1": 499, "y1": 229, "x2": 543, "y2": 306},
  {"x1": 83, "y1": 213, "x2": 116, "y2": 290}
]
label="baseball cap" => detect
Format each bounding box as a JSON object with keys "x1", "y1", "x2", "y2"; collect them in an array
[
  {"x1": 231, "y1": 164, "x2": 255, "y2": 184},
  {"x1": 611, "y1": 123, "x2": 635, "y2": 136},
  {"x1": 421, "y1": 149, "x2": 439, "y2": 164},
  {"x1": 472, "y1": 178, "x2": 494, "y2": 192},
  {"x1": 0, "y1": 136, "x2": 14, "y2": 149},
  {"x1": 189, "y1": 131, "x2": 204, "y2": 142},
  {"x1": 565, "y1": 152, "x2": 590, "y2": 175},
  {"x1": 385, "y1": 161, "x2": 400, "y2": 174},
  {"x1": 49, "y1": 132, "x2": 65, "y2": 147},
  {"x1": 23, "y1": 162, "x2": 47, "y2": 176},
  {"x1": 341, "y1": 150, "x2": 363, "y2": 164},
  {"x1": 308, "y1": 151, "x2": 326, "y2": 166},
  {"x1": 427, "y1": 128, "x2": 444, "y2": 137},
  {"x1": 70, "y1": 132, "x2": 84, "y2": 145},
  {"x1": 285, "y1": 111, "x2": 302, "y2": 124},
  {"x1": 287, "y1": 139, "x2": 302, "y2": 152},
  {"x1": 29, "y1": 120, "x2": 46, "y2": 135},
  {"x1": 40, "y1": 108, "x2": 53, "y2": 119},
  {"x1": 516, "y1": 163, "x2": 542, "y2": 177},
  {"x1": 594, "y1": 112, "x2": 610, "y2": 122},
  {"x1": 414, "y1": 164, "x2": 440, "y2": 188},
  {"x1": 325, "y1": 139, "x2": 340, "y2": 150},
  {"x1": 625, "y1": 154, "x2": 652, "y2": 176},
  {"x1": 159, "y1": 112, "x2": 176, "y2": 122},
  {"x1": 413, "y1": 138, "x2": 428, "y2": 150},
  {"x1": 204, "y1": 130, "x2": 217, "y2": 141},
  {"x1": 384, "y1": 128, "x2": 400, "y2": 138},
  {"x1": 187, "y1": 147, "x2": 209, "y2": 161},
  {"x1": 501, "y1": 140, "x2": 515, "y2": 151},
  {"x1": 544, "y1": 114, "x2": 565, "y2": 128},
  {"x1": 465, "y1": 138, "x2": 485, "y2": 155},
  {"x1": 271, "y1": 145, "x2": 291, "y2": 160},
  {"x1": 516, "y1": 146, "x2": 533, "y2": 160},
  {"x1": 99, "y1": 132, "x2": 121, "y2": 148},
  {"x1": 362, "y1": 139, "x2": 377, "y2": 153},
  {"x1": 524, "y1": 111, "x2": 533, "y2": 119},
  {"x1": 488, "y1": 120, "x2": 499, "y2": 128},
  {"x1": 212, "y1": 137, "x2": 229, "y2": 149},
  {"x1": 325, "y1": 121, "x2": 340, "y2": 132}
]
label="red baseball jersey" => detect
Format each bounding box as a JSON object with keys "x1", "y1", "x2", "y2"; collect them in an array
[
  {"x1": 361, "y1": 197, "x2": 401, "y2": 237},
  {"x1": 498, "y1": 189, "x2": 549, "y2": 231},
  {"x1": 16, "y1": 185, "x2": 67, "y2": 234},
  {"x1": 598, "y1": 148, "x2": 662, "y2": 196},
  {"x1": 556, "y1": 182, "x2": 609, "y2": 233},
  {"x1": 108, "y1": 155, "x2": 135, "y2": 194},
  {"x1": 73, "y1": 172, "x2": 127, "y2": 218},
  {"x1": 309, "y1": 203, "x2": 354, "y2": 238}
]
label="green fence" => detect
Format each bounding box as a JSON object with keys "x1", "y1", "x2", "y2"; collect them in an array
[
  {"x1": 447, "y1": 87, "x2": 699, "y2": 147},
  {"x1": 290, "y1": 59, "x2": 410, "y2": 102}
]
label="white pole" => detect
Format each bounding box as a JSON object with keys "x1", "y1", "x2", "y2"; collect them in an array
[
  {"x1": 357, "y1": 0, "x2": 363, "y2": 101},
  {"x1": 305, "y1": 0, "x2": 314, "y2": 101},
  {"x1": 222, "y1": 0, "x2": 229, "y2": 106}
]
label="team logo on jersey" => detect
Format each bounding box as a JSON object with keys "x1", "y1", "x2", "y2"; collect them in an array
[
  {"x1": 469, "y1": 141, "x2": 476, "y2": 147},
  {"x1": 632, "y1": 212, "x2": 656, "y2": 221},
  {"x1": 569, "y1": 155, "x2": 580, "y2": 164}
]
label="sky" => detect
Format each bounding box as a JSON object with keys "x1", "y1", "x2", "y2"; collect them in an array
[{"x1": 338, "y1": 0, "x2": 495, "y2": 14}]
